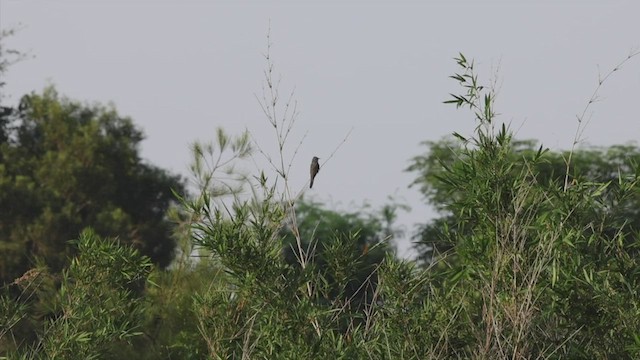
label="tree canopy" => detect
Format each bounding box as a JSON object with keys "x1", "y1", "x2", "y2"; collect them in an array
[
  {"x1": 408, "y1": 137, "x2": 640, "y2": 264},
  {"x1": 0, "y1": 87, "x2": 185, "y2": 283}
]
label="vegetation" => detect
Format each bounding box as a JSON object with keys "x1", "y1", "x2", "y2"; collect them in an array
[
  {"x1": 404, "y1": 53, "x2": 640, "y2": 358},
  {"x1": 2, "y1": 28, "x2": 640, "y2": 358},
  {"x1": 0, "y1": 87, "x2": 185, "y2": 284},
  {"x1": 2, "y1": 230, "x2": 152, "y2": 359}
]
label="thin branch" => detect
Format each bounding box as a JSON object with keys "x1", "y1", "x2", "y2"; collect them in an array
[{"x1": 563, "y1": 49, "x2": 640, "y2": 191}]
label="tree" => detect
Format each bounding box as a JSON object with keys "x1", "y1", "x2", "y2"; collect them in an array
[
  {"x1": 0, "y1": 87, "x2": 185, "y2": 283},
  {"x1": 0, "y1": 26, "x2": 30, "y2": 100},
  {"x1": 408, "y1": 138, "x2": 640, "y2": 264},
  {"x1": 404, "y1": 53, "x2": 640, "y2": 358}
]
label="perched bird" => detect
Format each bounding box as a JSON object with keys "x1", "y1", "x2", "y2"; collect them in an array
[{"x1": 310, "y1": 156, "x2": 320, "y2": 188}]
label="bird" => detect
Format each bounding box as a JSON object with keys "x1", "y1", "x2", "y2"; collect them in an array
[{"x1": 310, "y1": 156, "x2": 320, "y2": 188}]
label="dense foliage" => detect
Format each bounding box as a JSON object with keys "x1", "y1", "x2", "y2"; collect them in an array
[
  {"x1": 2, "y1": 48, "x2": 640, "y2": 359},
  {"x1": 403, "y1": 54, "x2": 640, "y2": 358},
  {"x1": 0, "y1": 88, "x2": 185, "y2": 283},
  {"x1": 409, "y1": 138, "x2": 640, "y2": 264},
  {"x1": 2, "y1": 230, "x2": 152, "y2": 359}
]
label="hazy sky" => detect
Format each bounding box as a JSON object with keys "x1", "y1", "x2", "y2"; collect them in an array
[{"x1": 2, "y1": 0, "x2": 639, "y2": 256}]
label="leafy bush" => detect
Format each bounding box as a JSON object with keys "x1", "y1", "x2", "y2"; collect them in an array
[{"x1": 2, "y1": 230, "x2": 152, "y2": 359}]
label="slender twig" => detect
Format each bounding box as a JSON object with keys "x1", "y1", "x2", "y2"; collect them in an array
[{"x1": 563, "y1": 49, "x2": 640, "y2": 191}]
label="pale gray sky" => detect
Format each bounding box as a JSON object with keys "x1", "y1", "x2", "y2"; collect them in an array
[{"x1": 2, "y1": 0, "x2": 639, "y2": 257}]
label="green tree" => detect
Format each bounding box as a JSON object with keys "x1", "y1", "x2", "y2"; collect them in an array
[
  {"x1": 404, "y1": 53, "x2": 640, "y2": 358},
  {"x1": 0, "y1": 87, "x2": 185, "y2": 283},
  {"x1": 408, "y1": 138, "x2": 640, "y2": 264}
]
